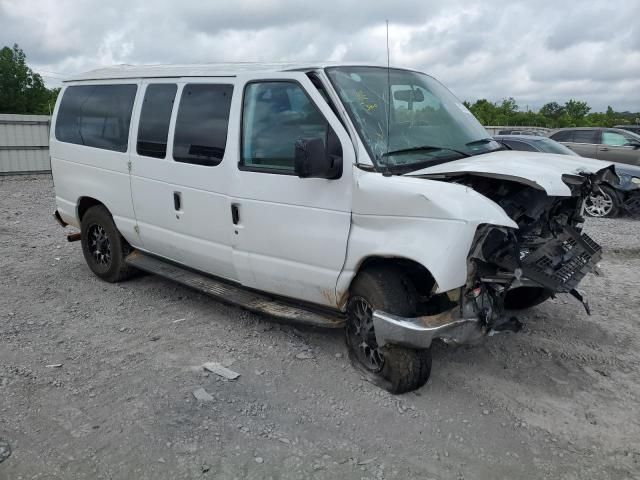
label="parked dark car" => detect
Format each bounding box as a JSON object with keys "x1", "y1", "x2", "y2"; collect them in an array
[
  {"x1": 547, "y1": 127, "x2": 640, "y2": 167},
  {"x1": 495, "y1": 135, "x2": 640, "y2": 217},
  {"x1": 495, "y1": 135, "x2": 577, "y2": 155},
  {"x1": 615, "y1": 125, "x2": 640, "y2": 136}
]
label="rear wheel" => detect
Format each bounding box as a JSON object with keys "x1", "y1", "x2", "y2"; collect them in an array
[
  {"x1": 80, "y1": 205, "x2": 134, "y2": 282},
  {"x1": 346, "y1": 267, "x2": 432, "y2": 394},
  {"x1": 584, "y1": 185, "x2": 620, "y2": 217}
]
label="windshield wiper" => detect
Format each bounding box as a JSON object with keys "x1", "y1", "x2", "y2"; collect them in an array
[{"x1": 381, "y1": 145, "x2": 471, "y2": 158}]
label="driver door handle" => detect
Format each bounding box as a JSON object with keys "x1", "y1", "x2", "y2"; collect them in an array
[
  {"x1": 599, "y1": 147, "x2": 609, "y2": 151},
  {"x1": 231, "y1": 203, "x2": 240, "y2": 225}
]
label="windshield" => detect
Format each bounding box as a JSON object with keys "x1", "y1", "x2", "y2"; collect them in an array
[
  {"x1": 326, "y1": 66, "x2": 501, "y2": 173},
  {"x1": 533, "y1": 138, "x2": 579, "y2": 156}
]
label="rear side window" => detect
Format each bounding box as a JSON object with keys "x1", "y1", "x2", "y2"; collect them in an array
[
  {"x1": 535, "y1": 138, "x2": 578, "y2": 155},
  {"x1": 55, "y1": 84, "x2": 137, "y2": 152},
  {"x1": 503, "y1": 140, "x2": 537, "y2": 152},
  {"x1": 549, "y1": 130, "x2": 573, "y2": 142},
  {"x1": 137, "y1": 84, "x2": 177, "y2": 158},
  {"x1": 241, "y1": 81, "x2": 328, "y2": 173},
  {"x1": 173, "y1": 84, "x2": 233, "y2": 166},
  {"x1": 573, "y1": 130, "x2": 598, "y2": 144}
]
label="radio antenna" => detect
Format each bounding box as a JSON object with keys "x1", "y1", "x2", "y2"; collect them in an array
[{"x1": 384, "y1": 19, "x2": 391, "y2": 176}]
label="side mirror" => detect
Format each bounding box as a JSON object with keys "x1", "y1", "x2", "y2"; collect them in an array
[
  {"x1": 294, "y1": 137, "x2": 342, "y2": 179},
  {"x1": 629, "y1": 141, "x2": 640, "y2": 149}
]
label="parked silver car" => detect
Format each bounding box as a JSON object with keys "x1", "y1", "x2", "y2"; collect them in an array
[
  {"x1": 548, "y1": 127, "x2": 640, "y2": 166},
  {"x1": 495, "y1": 134, "x2": 640, "y2": 217}
]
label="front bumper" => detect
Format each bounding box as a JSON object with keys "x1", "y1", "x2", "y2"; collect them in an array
[
  {"x1": 372, "y1": 307, "x2": 483, "y2": 350},
  {"x1": 374, "y1": 226, "x2": 603, "y2": 350},
  {"x1": 372, "y1": 288, "x2": 494, "y2": 349}
]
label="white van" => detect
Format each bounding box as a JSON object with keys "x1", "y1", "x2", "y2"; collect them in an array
[{"x1": 50, "y1": 63, "x2": 615, "y2": 393}]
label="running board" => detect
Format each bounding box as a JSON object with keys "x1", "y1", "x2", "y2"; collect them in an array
[{"x1": 125, "y1": 251, "x2": 344, "y2": 329}]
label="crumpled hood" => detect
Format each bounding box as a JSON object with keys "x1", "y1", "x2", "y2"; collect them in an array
[{"x1": 406, "y1": 150, "x2": 614, "y2": 196}]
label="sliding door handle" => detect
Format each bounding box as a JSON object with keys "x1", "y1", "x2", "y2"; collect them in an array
[
  {"x1": 173, "y1": 192, "x2": 182, "y2": 211},
  {"x1": 231, "y1": 203, "x2": 240, "y2": 225}
]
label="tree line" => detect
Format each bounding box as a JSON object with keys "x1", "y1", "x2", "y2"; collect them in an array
[
  {"x1": 0, "y1": 44, "x2": 59, "y2": 115},
  {"x1": 1, "y1": 43, "x2": 639, "y2": 127},
  {"x1": 462, "y1": 97, "x2": 639, "y2": 129}
]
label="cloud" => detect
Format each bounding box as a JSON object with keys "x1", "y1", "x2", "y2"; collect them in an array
[{"x1": 0, "y1": 0, "x2": 638, "y2": 111}]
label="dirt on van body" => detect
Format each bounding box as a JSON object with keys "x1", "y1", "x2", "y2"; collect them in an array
[{"x1": 1, "y1": 174, "x2": 639, "y2": 480}]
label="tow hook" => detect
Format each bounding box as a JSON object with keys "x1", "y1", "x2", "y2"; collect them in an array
[{"x1": 569, "y1": 289, "x2": 591, "y2": 315}]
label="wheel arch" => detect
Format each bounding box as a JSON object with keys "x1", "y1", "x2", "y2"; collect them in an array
[
  {"x1": 77, "y1": 196, "x2": 108, "y2": 222},
  {"x1": 338, "y1": 255, "x2": 437, "y2": 310}
]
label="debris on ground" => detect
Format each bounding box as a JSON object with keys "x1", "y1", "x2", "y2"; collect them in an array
[
  {"x1": 202, "y1": 362, "x2": 241, "y2": 380},
  {"x1": 192, "y1": 387, "x2": 214, "y2": 402},
  {"x1": 0, "y1": 439, "x2": 11, "y2": 463},
  {"x1": 295, "y1": 352, "x2": 314, "y2": 360}
]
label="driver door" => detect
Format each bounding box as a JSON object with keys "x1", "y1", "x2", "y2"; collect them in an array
[{"x1": 229, "y1": 73, "x2": 354, "y2": 307}]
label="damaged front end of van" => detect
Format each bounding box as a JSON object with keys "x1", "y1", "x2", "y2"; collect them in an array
[{"x1": 372, "y1": 165, "x2": 615, "y2": 350}]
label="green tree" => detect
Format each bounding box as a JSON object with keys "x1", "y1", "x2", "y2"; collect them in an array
[
  {"x1": 564, "y1": 99, "x2": 591, "y2": 123},
  {"x1": 467, "y1": 99, "x2": 498, "y2": 125},
  {"x1": 539, "y1": 102, "x2": 565, "y2": 123},
  {"x1": 464, "y1": 97, "x2": 639, "y2": 129},
  {"x1": 0, "y1": 43, "x2": 58, "y2": 114},
  {"x1": 498, "y1": 97, "x2": 519, "y2": 116}
]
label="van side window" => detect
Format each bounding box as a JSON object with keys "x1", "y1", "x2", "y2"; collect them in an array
[
  {"x1": 173, "y1": 84, "x2": 233, "y2": 166},
  {"x1": 137, "y1": 84, "x2": 177, "y2": 158},
  {"x1": 573, "y1": 129, "x2": 597, "y2": 144},
  {"x1": 55, "y1": 84, "x2": 137, "y2": 152},
  {"x1": 241, "y1": 81, "x2": 328, "y2": 173}
]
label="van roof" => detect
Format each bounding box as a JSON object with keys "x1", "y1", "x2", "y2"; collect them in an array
[{"x1": 64, "y1": 62, "x2": 391, "y2": 82}]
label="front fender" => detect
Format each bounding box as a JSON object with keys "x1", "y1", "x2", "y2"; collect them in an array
[{"x1": 336, "y1": 215, "x2": 490, "y2": 306}]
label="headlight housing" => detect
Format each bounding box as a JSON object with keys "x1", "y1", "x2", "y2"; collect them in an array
[{"x1": 617, "y1": 173, "x2": 640, "y2": 187}]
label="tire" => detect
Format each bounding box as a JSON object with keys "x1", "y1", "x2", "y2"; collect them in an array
[
  {"x1": 504, "y1": 287, "x2": 553, "y2": 310},
  {"x1": 584, "y1": 185, "x2": 620, "y2": 218},
  {"x1": 346, "y1": 266, "x2": 432, "y2": 394},
  {"x1": 80, "y1": 205, "x2": 134, "y2": 283}
]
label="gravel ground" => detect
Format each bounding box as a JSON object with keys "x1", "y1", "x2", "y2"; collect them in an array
[{"x1": 1, "y1": 174, "x2": 639, "y2": 480}]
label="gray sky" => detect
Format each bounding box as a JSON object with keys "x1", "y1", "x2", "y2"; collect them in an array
[{"x1": 1, "y1": 0, "x2": 639, "y2": 111}]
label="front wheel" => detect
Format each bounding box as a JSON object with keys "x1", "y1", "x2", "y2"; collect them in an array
[
  {"x1": 346, "y1": 267, "x2": 432, "y2": 394},
  {"x1": 584, "y1": 185, "x2": 620, "y2": 217}
]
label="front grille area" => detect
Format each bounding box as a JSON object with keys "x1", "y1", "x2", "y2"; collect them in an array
[
  {"x1": 492, "y1": 229, "x2": 602, "y2": 293},
  {"x1": 521, "y1": 230, "x2": 601, "y2": 292}
]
